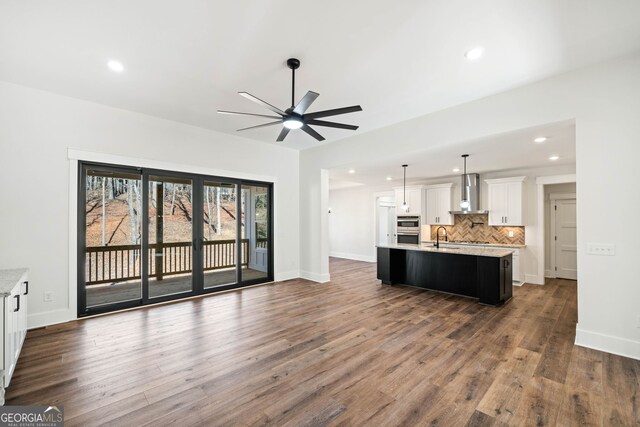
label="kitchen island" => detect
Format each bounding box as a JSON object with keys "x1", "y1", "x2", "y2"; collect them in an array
[{"x1": 377, "y1": 243, "x2": 513, "y2": 305}]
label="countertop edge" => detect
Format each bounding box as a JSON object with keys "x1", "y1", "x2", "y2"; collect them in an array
[
  {"x1": 0, "y1": 268, "x2": 29, "y2": 295},
  {"x1": 421, "y1": 241, "x2": 526, "y2": 248},
  {"x1": 377, "y1": 244, "x2": 514, "y2": 258}
]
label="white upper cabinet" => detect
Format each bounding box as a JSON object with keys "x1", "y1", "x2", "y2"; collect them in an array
[
  {"x1": 394, "y1": 186, "x2": 425, "y2": 216},
  {"x1": 425, "y1": 184, "x2": 454, "y2": 225},
  {"x1": 485, "y1": 177, "x2": 526, "y2": 226},
  {"x1": 394, "y1": 188, "x2": 406, "y2": 215}
]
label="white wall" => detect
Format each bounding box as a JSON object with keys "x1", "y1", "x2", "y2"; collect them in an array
[
  {"x1": 329, "y1": 164, "x2": 576, "y2": 283},
  {"x1": 302, "y1": 53, "x2": 640, "y2": 359},
  {"x1": 328, "y1": 186, "x2": 385, "y2": 262},
  {"x1": 544, "y1": 182, "x2": 577, "y2": 275},
  {"x1": 0, "y1": 81, "x2": 300, "y2": 328}
]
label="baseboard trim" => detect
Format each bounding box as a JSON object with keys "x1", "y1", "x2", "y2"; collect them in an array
[
  {"x1": 28, "y1": 309, "x2": 75, "y2": 330},
  {"x1": 544, "y1": 269, "x2": 555, "y2": 278},
  {"x1": 274, "y1": 270, "x2": 300, "y2": 282},
  {"x1": 329, "y1": 252, "x2": 376, "y2": 263},
  {"x1": 300, "y1": 271, "x2": 331, "y2": 283},
  {"x1": 575, "y1": 326, "x2": 640, "y2": 361},
  {"x1": 525, "y1": 274, "x2": 544, "y2": 285}
]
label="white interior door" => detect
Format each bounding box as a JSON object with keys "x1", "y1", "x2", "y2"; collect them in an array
[
  {"x1": 377, "y1": 205, "x2": 388, "y2": 245},
  {"x1": 555, "y1": 199, "x2": 577, "y2": 280},
  {"x1": 377, "y1": 202, "x2": 396, "y2": 245}
]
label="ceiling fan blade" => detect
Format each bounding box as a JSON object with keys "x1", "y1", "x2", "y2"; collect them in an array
[
  {"x1": 293, "y1": 91, "x2": 320, "y2": 115},
  {"x1": 301, "y1": 124, "x2": 326, "y2": 142},
  {"x1": 237, "y1": 121, "x2": 282, "y2": 132},
  {"x1": 304, "y1": 105, "x2": 362, "y2": 120},
  {"x1": 238, "y1": 92, "x2": 286, "y2": 116},
  {"x1": 276, "y1": 127, "x2": 290, "y2": 142},
  {"x1": 306, "y1": 119, "x2": 359, "y2": 130},
  {"x1": 218, "y1": 110, "x2": 282, "y2": 120}
]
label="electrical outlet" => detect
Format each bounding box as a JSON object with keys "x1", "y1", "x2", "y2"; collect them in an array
[
  {"x1": 587, "y1": 243, "x2": 615, "y2": 256},
  {"x1": 508, "y1": 231, "x2": 514, "y2": 238},
  {"x1": 43, "y1": 292, "x2": 54, "y2": 302}
]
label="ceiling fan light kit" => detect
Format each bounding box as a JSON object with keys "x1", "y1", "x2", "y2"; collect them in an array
[
  {"x1": 283, "y1": 117, "x2": 303, "y2": 129},
  {"x1": 218, "y1": 58, "x2": 362, "y2": 142}
]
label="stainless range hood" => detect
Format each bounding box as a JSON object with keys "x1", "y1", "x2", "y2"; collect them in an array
[{"x1": 449, "y1": 155, "x2": 489, "y2": 215}]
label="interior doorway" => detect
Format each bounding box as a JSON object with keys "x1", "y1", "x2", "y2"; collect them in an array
[
  {"x1": 376, "y1": 195, "x2": 396, "y2": 245},
  {"x1": 544, "y1": 183, "x2": 577, "y2": 280},
  {"x1": 552, "y1": 197, "x2": 577, "y2": 280}
]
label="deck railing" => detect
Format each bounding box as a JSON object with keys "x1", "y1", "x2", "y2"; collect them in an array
[{"x1": 85, "y1": 238, "x2": 267, "y2": 285}]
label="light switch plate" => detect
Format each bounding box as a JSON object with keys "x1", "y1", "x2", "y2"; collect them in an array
[{"x1": 587, "y1": 243, "x2": 615, "y2": 256}]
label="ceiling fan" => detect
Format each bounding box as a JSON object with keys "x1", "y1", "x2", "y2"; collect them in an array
[{"x1": 218, "y1": 58, "x2": 362, "y2": 142}]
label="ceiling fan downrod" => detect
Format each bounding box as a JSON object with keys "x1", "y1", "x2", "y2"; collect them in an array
[{"x1": 287, "y1": 58, "x2": 300, "y2": 108}]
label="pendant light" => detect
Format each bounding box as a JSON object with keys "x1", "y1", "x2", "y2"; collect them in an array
[
  {"x1": 460, "y1": 154, "x2": 470, "y2": 209},
  {"x1": 401, "y1": 164, "x2": 409, "y2": 212}
]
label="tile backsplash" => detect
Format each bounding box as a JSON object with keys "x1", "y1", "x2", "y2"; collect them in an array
[{"x1": 427, "y1": 214, "x2": 524, "y2": 245}]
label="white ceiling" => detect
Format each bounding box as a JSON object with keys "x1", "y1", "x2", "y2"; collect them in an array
[
  {"x1": 329, "y1": 120, "x2": 576, "y2": 188},
  {"x1": 1, "y1": 1, "x2": 639, "y2": 150}
]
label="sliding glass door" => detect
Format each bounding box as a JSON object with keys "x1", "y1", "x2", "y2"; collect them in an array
[
  {"x1": 78, "y1": 163, "x2": 273, "y2": 316},
  {"x1": 202, "y1": 180, "x2": 238, "y2": 289},
  {"x1": 81, "y1": 166, "x2": 143, "y2": 309},
  {"x1": 148, "y1": 174, "x2": 194, "y2": 298},
  {"x1": 241, "y1": 184, "x2": 270, "y2": 282}
]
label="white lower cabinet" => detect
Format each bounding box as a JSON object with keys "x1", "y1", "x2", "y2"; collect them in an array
[
  {"x1": 0, "y1": 269, "x2": 28, "y2": 405},
  {"x1": 491, "y1": 247, "x2": 522, "y2": 284},
  {"x1": 509, "y1": 250, "x2": 521, "y2": 284}
]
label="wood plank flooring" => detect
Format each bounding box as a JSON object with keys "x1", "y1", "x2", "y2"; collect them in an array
[{"x1": 7, "y1": 258, "x2": 639, "y2": 426}]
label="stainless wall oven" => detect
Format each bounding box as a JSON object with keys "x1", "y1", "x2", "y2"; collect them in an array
[{"x1": 396, "y1": 216, "x2": 420, "y2": 245}]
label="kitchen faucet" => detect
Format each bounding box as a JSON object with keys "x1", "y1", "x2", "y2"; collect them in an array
[{"x1": 435, "y1": 226, "x2": 448, "y2": 249}]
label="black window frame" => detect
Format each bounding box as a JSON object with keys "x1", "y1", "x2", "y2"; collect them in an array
[{"x1": 77, "y1": 161, "x2": 274, "y2": 317}]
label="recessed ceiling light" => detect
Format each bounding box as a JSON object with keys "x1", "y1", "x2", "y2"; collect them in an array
[
  {"x1": 452, "y1": 168, "x2": 460, "y2": 173},
  {"x1": 534, "y1": 137, "x2": 547, "y2": 143},
  {"x1": 107, "y1": 60, "x2": 124, "y2": 73},
  {"x1": 348, "y1": 169, "x2": 355, "y2": 174},
  {"x1": 549, "y1": 155, "x2": 559, "y2": 161},
  {"x1": 386, "y1": 176, "x2": 392, "y2": 181},
  {"x1": 464, "y1": 47, "x2": 484, "y2": 61}
]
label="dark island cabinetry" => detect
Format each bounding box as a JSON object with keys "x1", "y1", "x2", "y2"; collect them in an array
[{"x1": 377, "y1": 246, "x2": 512, "y2": 306}]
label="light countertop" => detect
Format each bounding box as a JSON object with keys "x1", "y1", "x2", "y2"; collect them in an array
[
  {"x1": 0, "y1": 268, "x2": 28, "y2": 296},
  {"x1": 377, "y1": 243, "x2": 513, "y2": 258},
  {"x1": 421, "y1": 240, "x2": 525, "y2": 248}
]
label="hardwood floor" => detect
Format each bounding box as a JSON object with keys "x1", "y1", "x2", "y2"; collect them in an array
[{"x1": 7, "y1": 258, "x2": 639, "y2": 426}]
